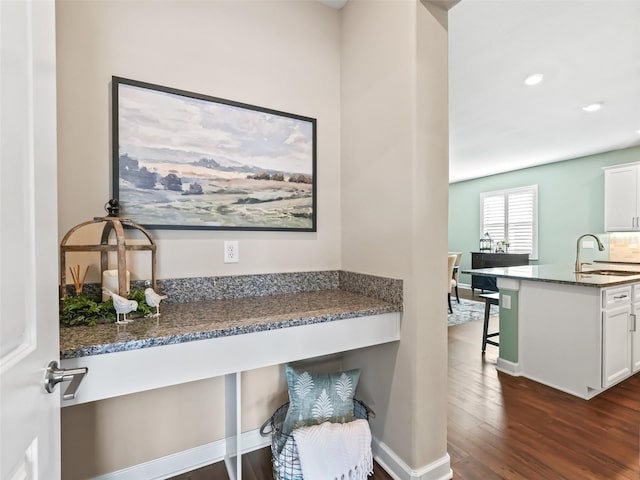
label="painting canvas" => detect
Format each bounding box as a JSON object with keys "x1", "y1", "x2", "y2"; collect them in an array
[{"x1": 112, "y1": 77, "x2": 317, "y2": 231}]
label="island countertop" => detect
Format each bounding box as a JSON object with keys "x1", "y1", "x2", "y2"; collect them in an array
[
  {"x1": 463, "y1": 263, "x2": 640, "y2": 288},
  {"x1": 60, "y1": 289, "x2": 401, "y2": 359}
]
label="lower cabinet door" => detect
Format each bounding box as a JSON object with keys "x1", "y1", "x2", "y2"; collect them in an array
[
  {"x1": 602, "y1": 304, "x2": 632, "y2": 388},
  {"x1": 632, "y1": 303, "x2": 640, "y2": 373}
]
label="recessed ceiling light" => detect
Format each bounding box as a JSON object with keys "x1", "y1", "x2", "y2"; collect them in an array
[
  {"x1": 524, "y1": 73, "x2": 544, "y2": 86},
  {"x1": 581, "y1": 103, "x2": 602, "y2": 112}
]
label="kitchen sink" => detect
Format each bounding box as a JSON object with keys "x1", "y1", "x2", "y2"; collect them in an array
[{"x1": 584, "y1": 269, "x2": 640, "y2": 276}]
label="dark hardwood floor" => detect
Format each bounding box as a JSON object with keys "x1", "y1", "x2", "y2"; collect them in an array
[
  {"x1": 448, "y1": 297, "x2": 640, "y2": 479},
  {"x1": 173, "y1": 291, "x2": 640, "y2": 479}
]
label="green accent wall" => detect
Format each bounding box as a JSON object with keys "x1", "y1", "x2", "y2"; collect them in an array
[
  {"x1": 449, "y1": 146, "x2": 640, "y2": 286},
  {"x1": 499, "y1": 290, "x2": 519, "y2": 363}
]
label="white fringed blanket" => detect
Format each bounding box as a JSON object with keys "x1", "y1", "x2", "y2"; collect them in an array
[{"x1": 291, "y1": 419, "x2": 373, "y2": 480}]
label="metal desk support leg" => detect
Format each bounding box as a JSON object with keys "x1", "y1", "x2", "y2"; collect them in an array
[{"x1": 225, "y1": 372, "x2": 242, "y2": 480}]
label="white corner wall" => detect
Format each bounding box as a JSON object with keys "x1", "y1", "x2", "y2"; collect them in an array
[
  {"x1": 56, "y1": 0, "x2": 451, "y2": 478},
  {"x1": 341, "y1": 0, "x2": 450, "y2": 475},
  {"x1": 56, "y1": 1, "x2": 341, "y2": 478},
  {"x1": 56, "y1": 0, "x2": 341, "y2": 282}
]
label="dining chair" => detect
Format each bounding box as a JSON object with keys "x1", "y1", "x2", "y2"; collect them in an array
[
  {"x1": 453, "y1": 253, "x2": 462, "y2": 303},
  {"x1": 447, "y1": 254, "x2": 457, "y2": 314}
]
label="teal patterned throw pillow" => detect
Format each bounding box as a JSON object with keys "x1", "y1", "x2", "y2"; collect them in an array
[{"x1": 282, "y1": 365, "x2": 360, "y2": 435}]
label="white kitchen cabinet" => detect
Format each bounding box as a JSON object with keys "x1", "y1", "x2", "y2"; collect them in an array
[
  {"x1": 602, "y1": 304, "x2": 632, "y2": 387},
  {"x1": 604, "y1": 163, "x2": 640, "y2": 232},
  {"x1": 632, "y1": 302, "x2": 640, "y2": 373},
  {"x1": 632, "y1": 285, "x2": 640, "y2": 373},
  {"x1": 516, "y1": 280, "x2": 640, "y2": 398},
  {"x1": 602, "y1": 286, "x2": 632, "y2": 388}
]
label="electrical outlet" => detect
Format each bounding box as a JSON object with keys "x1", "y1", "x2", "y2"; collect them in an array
[
  {"x1": 581, "y1": 240, "x2": 595, "y2": 249},
  {"x1": 224, "y1": 241, "x2": 239, "y2": 263},
  {"x1": 502, "y1": 294, "x2": 511, "y2": 309}
]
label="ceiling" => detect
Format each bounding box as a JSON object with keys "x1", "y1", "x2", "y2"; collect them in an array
[
  {"x1": 449, "y1": 0, "x2": 640, "y2": 183},
  {"x1": 318, "y1": 1, "x2": 640, "y2": 183}
]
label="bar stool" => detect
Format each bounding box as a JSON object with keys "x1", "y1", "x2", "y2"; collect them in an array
[{"x1": 478, "y1": 292, "x2": 499, "y2": 352}]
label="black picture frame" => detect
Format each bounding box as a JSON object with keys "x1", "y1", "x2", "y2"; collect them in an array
[{"x1": 112, "y1": 76, "x2": 317, "y2": 231}]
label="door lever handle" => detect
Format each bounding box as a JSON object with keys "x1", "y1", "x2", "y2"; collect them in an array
[{"x1": 44, "y1": 361, "x2": 88, "y2": 400}]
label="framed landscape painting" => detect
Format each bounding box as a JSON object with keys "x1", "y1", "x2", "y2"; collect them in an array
[{"x1": 112, "y1": 76, "x2": 317, "y2": 231}]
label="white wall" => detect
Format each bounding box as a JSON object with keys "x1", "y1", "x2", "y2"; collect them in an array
[
  {"x1": 56, "y1": 0, "x2": 342, "y2": 281},
  {"x1": 56, "y1": 1, "x2": 341, "y2": 478},
  {"x1": 341, "y1": 0, "x2": 449, "y2": 470}
]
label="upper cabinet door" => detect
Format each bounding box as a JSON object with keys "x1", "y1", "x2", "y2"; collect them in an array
[{"x1": 604, "y1": 165, "x2": 639, "y2": 232}]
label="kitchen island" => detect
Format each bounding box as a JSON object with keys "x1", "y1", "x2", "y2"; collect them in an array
[{"x1": 464, "y1": 263, "x2": 640, "y2": 399}]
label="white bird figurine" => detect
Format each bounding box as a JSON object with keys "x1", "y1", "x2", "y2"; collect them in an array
[
  {"x1": 103, "y1": 288, "x2": 138, "y2": 324},
  {"x1": 145, "y1": 287, "x2": 168, "y2": 317}
]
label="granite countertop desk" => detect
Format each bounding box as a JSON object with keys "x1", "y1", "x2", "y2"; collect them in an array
[
  {"x1": 60, "y1": 290, "x2": 401, "y2": 359},
  {"x1": 59, "y1": 272, "x2": 402, "y2": 479},
  {"x1": 59, "y1": 271, "x2": 402, "y2": 409}
]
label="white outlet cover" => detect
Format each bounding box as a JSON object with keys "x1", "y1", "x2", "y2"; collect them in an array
[
  {"x1": 224, "y1": 240, "x2": 239, "y2": 263},
  {"x1": 502, "y1": 294, "x2": 511, "y2": 309},
  {"x1": 581, "y1": 240, "x2": 595, "y2": 249}
]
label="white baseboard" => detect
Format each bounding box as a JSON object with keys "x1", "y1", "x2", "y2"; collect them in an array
[
  {"x1": 372, "y1": 439, "x2": 452, "y2": 480},
  {"x1": 91, "y1": 428, "x2": 270, "y2": 480},
  {"x1": 496, "y1": 357, "x2": 521, "y2": 376},
  {"x1": 92, "y1": 429, "x2": 452, "y2": 480}
]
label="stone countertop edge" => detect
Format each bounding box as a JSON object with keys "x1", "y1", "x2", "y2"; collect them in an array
[
  {"x1": 60, "y1": 289, "x2": 401, "y2": 360},
  {"x1": 463, "y1": 263, "x2": 640, "y2": 288},
  {"x1": 594, "y1": 260, "x2": 640, "y2": 265}
]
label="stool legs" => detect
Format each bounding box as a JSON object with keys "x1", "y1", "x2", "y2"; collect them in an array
[
  {"x1": 482, "y1": 300, "x2": 491, "y2": 352},
  {"x1": 481, "y1": 298, "x2": 500, "y2": 352}
]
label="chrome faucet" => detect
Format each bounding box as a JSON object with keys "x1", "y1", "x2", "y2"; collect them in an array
[{"x1": 575, "y1": 233, "x2": 605, "y2": 273}]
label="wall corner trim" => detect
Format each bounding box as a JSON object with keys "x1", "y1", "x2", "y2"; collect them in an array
[
  {"x1": 89, "y1": 428, "x2": 269, "y2": 480},
  {"x1": 372, "y1": 438, "x2": 453, "y2": 480},
  {"x1": 496, "y1": 357, "x2": 522, "y2": 376}
]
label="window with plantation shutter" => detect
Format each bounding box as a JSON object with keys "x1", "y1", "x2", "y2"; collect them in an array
[{"x1": 480, "y1": 185, "x2": 538, "y2": 259}]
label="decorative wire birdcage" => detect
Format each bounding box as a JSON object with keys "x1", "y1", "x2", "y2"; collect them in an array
[{"x1": 59, "y1": 200, "x2": 156, "y2": 299}]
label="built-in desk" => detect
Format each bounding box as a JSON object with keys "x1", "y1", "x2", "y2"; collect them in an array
[{"x1": 59, "y1": 289, "x2": 401, "y2": 479}]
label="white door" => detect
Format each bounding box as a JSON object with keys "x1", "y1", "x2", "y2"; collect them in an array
[{"x1": 0, "y1": 1, "x2": 61, "y2": 479}]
